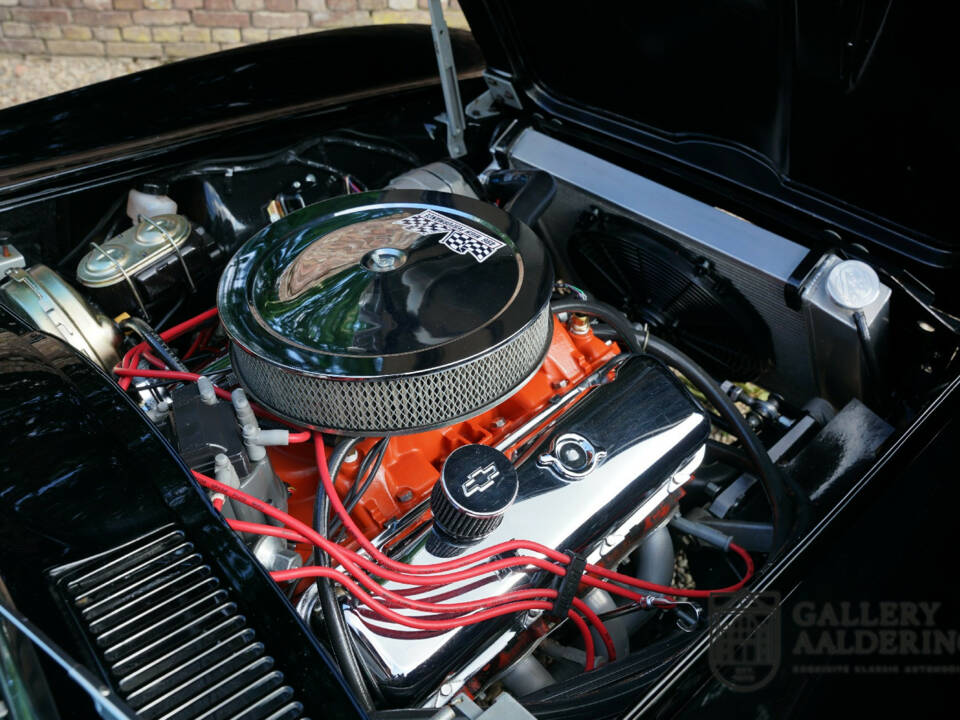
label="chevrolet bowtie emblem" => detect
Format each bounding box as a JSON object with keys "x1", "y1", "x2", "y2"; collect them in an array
[{"x1": 462, "y1": 463, "x2": 500, "y2": 496}]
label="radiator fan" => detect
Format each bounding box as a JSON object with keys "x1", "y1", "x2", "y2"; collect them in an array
[{"x1": 568, "y1": 212, "x2": 773, "y2": 381}]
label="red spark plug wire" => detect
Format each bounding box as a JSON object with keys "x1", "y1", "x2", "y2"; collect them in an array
[
  {"x1": 114, "y1": 366, "x2": 299, "y2": 429},
  {"x1": 117, "y1": 307, "x2": 219, "y2": 389},
  {"x1": 567, "y1": 612, "x2": 595, "y2": 670},
  {"x1": 197, "y1": 437, "x2": 750, "y2": 670},
  {"x1": 227, "y1": 519, "x2": 310, "y2": 544},
  {"x1": 198, "y1": 471, "x2": 569, "y2": 587},
  {"x1": 313, "y1": 435, "x2": 755, "y2": 599},
  {"x1": 181, "y1": 329, "x2": 206, "y2": 361},
  {"x1": 585, "y1": 544, "x2": 754, "y2": 599},
  {"x1": 226, "y1": 516, "x2": 627, "y2": 617},
  {"x1": 199, "y1": 472, "x2": 566, "y2": 590},
  {"x1": 141, "y1": 351, "x2": 167, "y2": 369},
  {"x1": 161, "y1": 306, "x2": 220, "y2": 339},
  {"x1": 204, "y1": 437, "x2": 753, "y2": 604},
  {"x1": 312, "y1": 435, "x2": 572, "y2": 572},
  {"x1": 191, "y1": 420, "x2": 753, "y2": 672},
  {"x1": 223, "y1": 518, "x2": 648, "y2": 660},
  {"x1": 273, "y1": 566, "x2": 613, "y2": 665},
  {"x1": 193, "y1": 471, "x2": 614, "y2": 663}
]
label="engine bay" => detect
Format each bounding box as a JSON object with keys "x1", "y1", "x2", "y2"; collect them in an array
[{"x1": 1, "y1": 93, "x2": 958, "y2": 720}]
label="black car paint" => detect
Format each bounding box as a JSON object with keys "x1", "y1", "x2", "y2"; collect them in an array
[
  {"x1": 0, "y1": 25, "x2": 483, "y2": 191},
  {"x1": 637, "y1": 376, "x2": 960, "y2": 720},
  {"x1": 0, "y1": 11, "x2": 955, "y2": 720},
  {"x1": 0, "y1": 305, "x2": 364, "y2": 718},
  {"x1": 460, "y1": 0, "x2": 959, "y2": 303}
]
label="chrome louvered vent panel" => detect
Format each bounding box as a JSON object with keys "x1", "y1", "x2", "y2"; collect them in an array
[
  {"x1": 57, "y1": 526, "x2": 306, "y2": 720},
  {"x1": 231, "y1": 305, "x2": 553, "y2": 435}
]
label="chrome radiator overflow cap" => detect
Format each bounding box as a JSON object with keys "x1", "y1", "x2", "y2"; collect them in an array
[{"x1": 217, "y1": 190, "x2": 554, "y2": 435}]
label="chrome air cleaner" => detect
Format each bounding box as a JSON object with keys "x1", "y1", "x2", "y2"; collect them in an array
[{"x1": 217, "y1": 190, "x2": 553, "y2": 435}]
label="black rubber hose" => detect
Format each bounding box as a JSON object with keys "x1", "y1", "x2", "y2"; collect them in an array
[
  {"x1": 518, "y1": 630, "x2": 695, "y2": 720},
  {"x1": 488, "y1": 169, "x2": 558, "y2": 228},
  {"x1": 120, "y1": 317, "x2": 189, "y2": 373},
  {"x1": 704, "y1": 438, "x2": 753, "y2": 474},
  {"x1": 311, "y1": 437, "x2": 374, "y2": 711},
  {"x1": 57, "y1": 193, "x2": 125, "y2": 270},
  {"x1": 551, "y1": 298, "x2": 809, "y2": 553},
  {"x1": 854, "y1": 309, "x2": 886, "y2": 410},
  {"x1": 331, "y1": 438, "x2": 389, "y2": 542},
  {"x1": 310, "y1": 436, "x2": 358, "y2": 567},
  {"x1": 338, "y1": 439, "x2": 387, "y2": 511}
]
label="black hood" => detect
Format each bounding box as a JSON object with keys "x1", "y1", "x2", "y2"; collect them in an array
[{"x1": 460, "y1": 0, "x2": 957, "y2": 259}]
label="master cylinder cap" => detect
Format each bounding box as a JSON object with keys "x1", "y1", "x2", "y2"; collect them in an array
[{"x1": 218, "y1": 190, "x2": 554, "y2": 435}]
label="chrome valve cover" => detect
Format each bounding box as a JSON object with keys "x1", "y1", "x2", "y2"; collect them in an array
[{"x1": 334, "y1": 356, "x2": 710, "y2": 704}]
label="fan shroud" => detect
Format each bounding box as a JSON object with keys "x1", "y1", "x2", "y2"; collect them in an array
[{"x1": 568, "y1": 212, "x2": 774, "y2": 381}]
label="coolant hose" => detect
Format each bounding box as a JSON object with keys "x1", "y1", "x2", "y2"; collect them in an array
[
  {"x1": 551, "y1": 298, "x2": 809, "y2": 554},
  {"x1": 488, "y1": 169, "x2": 558, "y2": 228}
]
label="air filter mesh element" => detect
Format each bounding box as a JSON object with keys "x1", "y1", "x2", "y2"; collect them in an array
[{"x1": 219, "y1": 190, "x2": 554, "y2": 435}]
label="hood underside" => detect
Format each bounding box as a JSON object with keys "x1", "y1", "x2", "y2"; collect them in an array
[{"x1": 460, "y1": 0, "x2": 957, "y2": 252}]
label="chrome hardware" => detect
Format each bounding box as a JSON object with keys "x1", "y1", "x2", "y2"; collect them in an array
[
  {"x1": 89, "y1": 240, "x2": 149, "y2": 320},
  {"x1": 218, "y1": 192, "x2": 553, "y2": 435},
  {"x1": 139, "y1": 214, "x2": 196, "y2": 292},
  {"x1": 668, "y1": 601, "x2": 702, "y2": 632},
  {"x1": 334, "y1": 356, "x2": 709, "y2": 706},
  {"x1": 0, "y1": 264, "x2": 119, "y2": 370},
  {"x1": 495, "y1": 353, "x2": 629, "y2": 458},
  {"x1": 463, "y1": 464, "x2": 499, "y2": 496},
  {"x1": 537, "y1": 433, "x2": 606, "y2": 479}
]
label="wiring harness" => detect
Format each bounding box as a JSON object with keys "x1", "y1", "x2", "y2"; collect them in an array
[{"x1": 113, "y1": 305, "x2": 759, "y2": 705}]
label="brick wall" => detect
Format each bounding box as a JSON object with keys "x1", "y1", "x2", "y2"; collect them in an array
[{"x1": 0, "y1": 0, "x2": 465, "y2": 59}]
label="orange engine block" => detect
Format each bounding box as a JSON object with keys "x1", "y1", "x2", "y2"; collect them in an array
[{"x1": 268, "y1": 314, "x2": 619, "y2": 555}]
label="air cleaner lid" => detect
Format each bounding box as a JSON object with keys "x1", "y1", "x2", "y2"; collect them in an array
[
  {"x1": 218, "y1": 190, "x2": 554, "y2": 434},
  {"x1": 219, "y1": 190, "x2": 552, "y2": 377}
]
